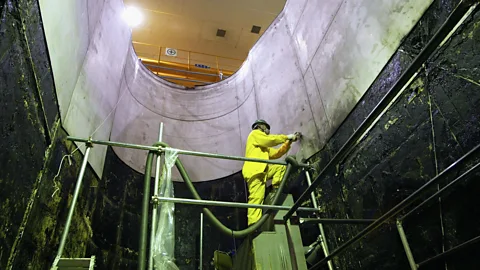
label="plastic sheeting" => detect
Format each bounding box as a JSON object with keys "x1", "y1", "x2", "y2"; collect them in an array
[{"x1": 153, "y1": 149, "x2": 180, "y2": 270}]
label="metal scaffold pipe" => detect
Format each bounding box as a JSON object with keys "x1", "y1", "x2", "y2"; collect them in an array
[
  {"x1": 310, "y1": 142, "x2": 480, "y2": 269},
  {"x1": 396, "y1": 220, "x2": 418, "y2": 270},
  {"x1": 152, "y1": 196, "x2": 320, "y2": 212},
  {"x1": 300, "y1": 218, "x2": 375, "y2": 225},
  {"x1": 305, "y1": 170, "x2": 334, "y2": 270},
  {"x1": 417, "y1": 235, "x2": 480, "y2": 267},
  {"x1": 149, "y1": 123, "x2": 164, "y2": 270},
  {"x1": 139, "y1": 152, "x2": 155, "y2": 270},
  {"x1": 55, "y1": 146, "x2": 91, "y2": 261},
  {"x1": 66, "y1": 136, "x2": 310, "y2": 167},
  {"x1": 199, "y1": 213, "x2": 204, "y2": 270},
  {"x1": 400, "y1": 161, "x2": 480, "y2": 220}
]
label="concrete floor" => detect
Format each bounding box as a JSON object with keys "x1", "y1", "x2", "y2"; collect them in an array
[{"x1": 39, "y1": 0, "x2": 432, "y2": 181}]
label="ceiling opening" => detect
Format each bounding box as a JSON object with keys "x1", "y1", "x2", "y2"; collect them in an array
[
  {"x1": 251, "y1": 25, "x2": 261, "y2": 34},
  {"x1": 123, "y1": 0, "x2": 287, "y2": 88},
  {"x1": 216, "y1": 29, "x2": 226, "y2": 37}
]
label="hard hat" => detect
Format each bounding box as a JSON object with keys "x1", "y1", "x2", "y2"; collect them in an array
[{"x1": 252, "y1": 119, "x2": 270, "y2": 130}]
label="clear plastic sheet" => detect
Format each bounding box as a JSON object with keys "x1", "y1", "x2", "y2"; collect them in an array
[{"x1": 153, "y1": 149, "x2": 180, "y2": 270}]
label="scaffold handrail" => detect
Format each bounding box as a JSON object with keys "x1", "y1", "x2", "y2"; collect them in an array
[
  {"x1": 66, "y1": 136, "x2": 310, "y2": 167},
  {"x1": 152, "y1": 196, "x2": 320, "y2": 212}
]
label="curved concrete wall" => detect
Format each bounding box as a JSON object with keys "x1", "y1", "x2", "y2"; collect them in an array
[
  {"x1": 110, "y1": 48, "x2": 253, "y2": 180},
  {"x1": 40, "y1": 0, "x2": 432, "y2": 181}
]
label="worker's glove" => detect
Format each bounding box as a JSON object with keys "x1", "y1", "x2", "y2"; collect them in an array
[
  {"x1": 287, "y1": 133, "x2": 302, "y2": 142},
  {"x1": 288, "y1": 132, "x2": 303, "y2": 142},
  {"x1": 287, "y1": 134, "x2": 296, "y2": 141}
]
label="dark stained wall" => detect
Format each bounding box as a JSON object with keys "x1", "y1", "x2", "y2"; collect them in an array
[
  {"x1": 1, "y1": 0, "x2": 247, "y2": 268},
  {"x1": 300, "y1": 1, "x2": 480, "y2": 269},
  {"x1": 1, "y1": 0, "x2": 99, "y2": 269}
]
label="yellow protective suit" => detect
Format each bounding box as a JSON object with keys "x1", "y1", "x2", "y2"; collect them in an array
[{"x1": 242, "y1": 129, "x2": 292, "y2": 226}]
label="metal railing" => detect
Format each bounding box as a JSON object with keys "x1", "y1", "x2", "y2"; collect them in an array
[
  {"x1": 132, "y1": 41, "x2": 245, "y2": 86},
  {"x1": 55, "y1": 131, "x2": 377, "y2": 270},
  {"x1": 53, "y1": 132, "x2": 480, "y2": 270}
]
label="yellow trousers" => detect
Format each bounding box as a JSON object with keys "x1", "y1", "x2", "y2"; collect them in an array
[{"x1": 246, "y1": 164, "x2": 286, "y2": 226}]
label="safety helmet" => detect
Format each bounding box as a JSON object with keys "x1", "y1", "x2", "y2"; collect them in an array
[{"x1": 252, "y1": 119, "x2": 270, "y2": 130}]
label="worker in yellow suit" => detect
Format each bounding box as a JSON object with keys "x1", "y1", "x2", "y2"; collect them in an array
[{"x1": 242, "y1": 119, "x2": 300, "y2": 226}]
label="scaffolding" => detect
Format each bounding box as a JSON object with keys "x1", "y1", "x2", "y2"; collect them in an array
[
  {"x1": 50, "y1": 1, "x2": 480, "y2": 269},
  {"x1": 52, "y1": 129, "x2": 330, "y2": 269}
]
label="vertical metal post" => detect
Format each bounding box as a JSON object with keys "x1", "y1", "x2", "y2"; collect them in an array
[
  {"x1": 305, "y1": 170, "x2": 333, "y2": 270},
  {"x1": 139, "y1": 152, "x2": 155, "y2": 270},
  {"x1": 54, "y1": 145, "x2": 92, "y2": 261},
  {"x1": 149, "y1": 123, "x2": 164, "y2": 270},
  {"x1": 215, "y1": 56, "x2": 219, "y2": 81},
  {"x1": 396, "y1": 219, "x2": 418, "y2": 270},
  {"x1": 199, "y1": 213, "x2": 203, "y2": 270},
  {"x1": 158, "y1": 46, "x2": 162, "y2": 64},
  {"x1": 284, "y1": 222, "x2": 300, "y2": 270}
]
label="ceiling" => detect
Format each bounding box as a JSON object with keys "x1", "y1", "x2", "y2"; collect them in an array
[{"x1": 124, "y1": 0, "x2": 286, "y2": 61}]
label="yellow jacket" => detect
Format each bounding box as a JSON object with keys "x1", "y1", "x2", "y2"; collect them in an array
[{"x1": 242, "y1": 130, "x2": 291, "y2": 179}]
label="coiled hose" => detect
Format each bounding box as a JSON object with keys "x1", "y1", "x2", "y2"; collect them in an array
[
  {"x1": 154, "y1": 142, "x2": 299, "y2": 238},
  {"x1": 139, "y1": 144, "x2": 299, "y2": 269}
]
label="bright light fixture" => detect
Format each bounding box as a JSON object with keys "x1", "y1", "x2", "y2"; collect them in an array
[{"x1": 123, "y1": 6, "x2": 142, "y2": 27}]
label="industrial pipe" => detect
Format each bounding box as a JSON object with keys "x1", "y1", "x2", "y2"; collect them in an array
[
  {"x1": 139, "y1": 152, "x2": 155, "y2": 270},
  {"x1": 284, "y1": 0, "x2": 479, "y2": 223}
]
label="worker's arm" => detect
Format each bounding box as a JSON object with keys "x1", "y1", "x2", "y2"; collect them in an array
[
  {"x1": 252, "y1": 130, "x2": 288, "y2": 148},
  {"x1": 269, "y1": 140, "x2": 292, "y2": 159}
]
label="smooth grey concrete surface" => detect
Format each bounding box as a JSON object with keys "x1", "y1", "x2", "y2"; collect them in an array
[
  {"x1": 40, "y1": 0, "x2": 433, "y2": 181},
  {"x1": 308, "y1": 0, "x2": 432, "y2": 130},
  {"x1": 293, "y1": 0, "x2": 344, "y2": 74},
  {"x1": 39, "y1": 0, "x2": 89, "y2": 120},
  {"x1": 110, "y1": 48, "x2": 244, "y2": 180},
  {"x1": 40, "y1": 0, "x2": 128, "y2": 177}
]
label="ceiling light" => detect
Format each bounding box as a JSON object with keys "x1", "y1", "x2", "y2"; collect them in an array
[{"x1": 123, "y1": 6, "x2": 142, "y2": 27}]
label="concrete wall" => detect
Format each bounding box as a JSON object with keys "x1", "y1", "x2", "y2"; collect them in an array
[
  {"x1": 39, "y1": 0, "x2": 129, "y2": 177},
  {"x1": 40, "y1": 0, "x2": 432, "y2": 181},
  {"x1": 0, "y1": 0, "x2": 100, "y2": 268}
]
